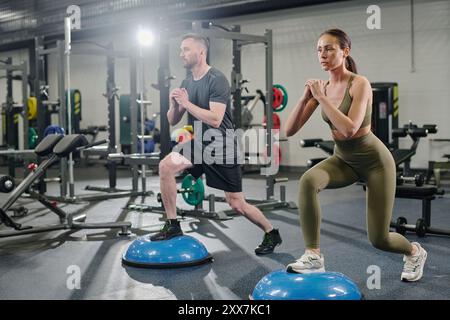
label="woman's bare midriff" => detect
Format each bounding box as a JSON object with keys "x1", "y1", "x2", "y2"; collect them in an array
[{"x1": 332, "y1": 125, "x2": 371, "y2": 141}]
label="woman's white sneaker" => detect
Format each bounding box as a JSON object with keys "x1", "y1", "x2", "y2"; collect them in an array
[
  {"x1": 401, "y1": 242, "x2": 427, "y2": 282},
  {"x1": 286, "y1": 250, "x2": 325, "y2": 274}
]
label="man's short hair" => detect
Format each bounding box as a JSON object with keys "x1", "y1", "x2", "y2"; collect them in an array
[{"x1": 181, "y1": 33, "x2": 209, "y2": 52}]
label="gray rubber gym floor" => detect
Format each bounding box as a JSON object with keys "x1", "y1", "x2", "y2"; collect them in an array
[{"x1": 1, "y1": 164, "x2": 449, "y2": 300}]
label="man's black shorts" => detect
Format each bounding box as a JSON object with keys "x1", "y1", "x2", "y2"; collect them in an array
[{"x1": 175, "y1": 140, "x2": 242, "y2": 193}]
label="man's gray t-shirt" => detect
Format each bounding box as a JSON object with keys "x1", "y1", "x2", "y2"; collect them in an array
[{"x1": 180, "y1": 67, "x2": 238, "y2": 165}]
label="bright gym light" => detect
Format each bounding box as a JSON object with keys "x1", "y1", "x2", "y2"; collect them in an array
[{"x1": 137, "y1": 28, "x2": 154, "y2": 47}]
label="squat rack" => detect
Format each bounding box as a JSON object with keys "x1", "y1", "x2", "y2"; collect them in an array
[
  {"x1": 0, "y1": 58, "x2": 30, "y2": 178},
  {"x1": 33, "y1": 35, "x2": 152, "y2": 203}
]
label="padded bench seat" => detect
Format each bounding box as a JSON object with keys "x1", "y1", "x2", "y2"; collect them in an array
[
  {"x1": 34, "y1": 134, "x2": 64, "y2": 157},
  {"x1": 395, "y1": 185, "x2": 437, "y2": 198}
]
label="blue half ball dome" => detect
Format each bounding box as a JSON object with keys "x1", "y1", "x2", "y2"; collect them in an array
[
  {"x1": 251, "y1": 270, "x2": 362, "y2": 300},
  {"x1": 122, "y1": 235, "x2": 213, "y2": 268}
]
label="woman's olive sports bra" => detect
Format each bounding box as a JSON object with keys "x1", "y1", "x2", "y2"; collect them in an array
[{"x1": 321, "y1": 73, "x2": 372, "y2": 130}]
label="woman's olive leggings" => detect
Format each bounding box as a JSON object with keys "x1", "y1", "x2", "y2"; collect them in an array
[{"x1": 299, "y1": 132, "x2": 412, "y2": 254}]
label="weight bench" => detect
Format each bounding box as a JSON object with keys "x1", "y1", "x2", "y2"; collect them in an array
[
  {"x1": 0, "y1": 134, "x2": 131, "y2": 238},
  {"x1": 390, "y1": 185, "x2": 449, "y2": 237}
]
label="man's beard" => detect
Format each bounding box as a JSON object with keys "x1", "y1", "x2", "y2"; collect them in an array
[{"x1": 183, "y1": 57, "x2": 197, "y2": 70}]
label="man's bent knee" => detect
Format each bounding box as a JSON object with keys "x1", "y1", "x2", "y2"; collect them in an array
[
  {"x1": 228, "y1": 199, "x2": 246, "y2": 215},
  {"x1": 159, "y1": 152, "x2": 191, "y2": 176},
  {"x1": 159, "y1": 158, "x2": 173, "y2": 177}
]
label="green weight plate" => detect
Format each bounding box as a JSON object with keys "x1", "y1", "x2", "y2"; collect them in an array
[
  {"x1": 273, "y1": 84, "x2": 288, "y2": 112},
  {"x1": 181, "y1": 174, "x2": 205, "y2": 206}
]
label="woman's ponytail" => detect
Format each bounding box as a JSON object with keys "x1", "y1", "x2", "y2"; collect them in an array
[{"x1": 346, "y1": 55, "x2": 358, "y2": 74}]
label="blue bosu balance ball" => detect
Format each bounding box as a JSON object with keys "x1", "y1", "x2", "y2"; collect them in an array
[
  {"x1": 122, "y1": 235, "x2": 213, "y2": 268},
  {"x1": 251, "y1": 270, "x2": 362, "y2": 300}
]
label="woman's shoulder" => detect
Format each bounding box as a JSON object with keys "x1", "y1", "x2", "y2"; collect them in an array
[
  {"x1": 352, "y1": 73, "x2": 370, "y2": 86},
  {"x1": 349, "y1": 74, "x2": 371, "y2": 93},
  {"x1": 348, "y1": 74, "x2": 371, "y2": 98}
]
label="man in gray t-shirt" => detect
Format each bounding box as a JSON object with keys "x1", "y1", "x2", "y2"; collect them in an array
[
  {"x1": 151, "y1": 34, "x2": 282, "y2": 256},
  {"x1": 180, "y1": 67, "x2": 238, "y2": 166}
]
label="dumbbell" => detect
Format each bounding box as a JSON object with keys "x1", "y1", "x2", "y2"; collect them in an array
[
  {"x1": 0, "y1": 175, "x2": 15, "y2": 193},
  {"x1": 393, "y1": 216, "x2": 427, "y2": 237},
  {"x1": 397, "y1": 174, "x2": 425, "y2": 187},
  {"x1": 393, "y1": 216, "x2": 408, "y2": 235}
]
